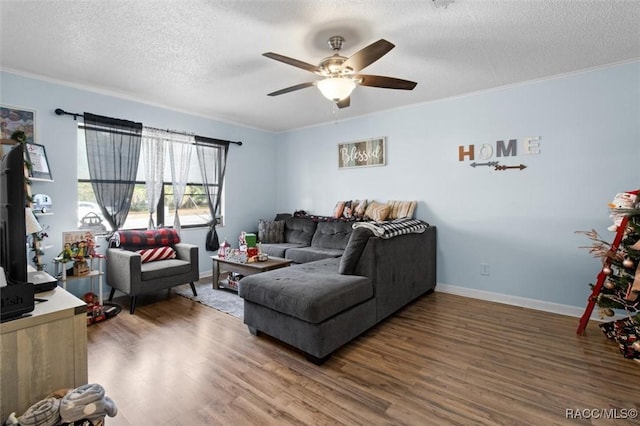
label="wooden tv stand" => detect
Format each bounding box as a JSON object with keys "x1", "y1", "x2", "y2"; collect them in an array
[{"x1": 0, "y1": 287, "x2": 87, "y2": 419}]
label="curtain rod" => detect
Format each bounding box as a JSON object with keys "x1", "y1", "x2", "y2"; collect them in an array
[{"x1": 54, "y1": 108, "x2": 243, "y2": 146}]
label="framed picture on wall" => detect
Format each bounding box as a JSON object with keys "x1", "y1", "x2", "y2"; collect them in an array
[
  {"x1": 338, "y1": 137, "x2": 386, "y2": 169},
  {"x1": 25, "y1": 143, "x2": 53, "y2": 180},
  {"x1": 0, "y1": 105, "x2": 35, "y2": 143}
]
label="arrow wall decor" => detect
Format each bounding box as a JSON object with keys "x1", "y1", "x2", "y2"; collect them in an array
[
  {"x1": 469, "y1": 161, "x2": 499, "y2": 168},
  {"x1": 494, "y1": 164, "x2": 527, "y2": 171}
]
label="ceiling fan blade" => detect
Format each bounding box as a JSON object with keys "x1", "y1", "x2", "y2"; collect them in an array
[
  {"x1": 357, "y1": 74, "x2": 417, "y2": 90},
  {"x1": 267, "y1": 82, "x2": 315, "y2": 97},
  {"x1": 336, "y1": 97, "x2": 350, "y2": 109},
  {"x1": 341, "y1": 39, "x2": 395, "y2": 73},
  {"x1": 262, "y1": 52, "x2": 322, "y2": 74}
]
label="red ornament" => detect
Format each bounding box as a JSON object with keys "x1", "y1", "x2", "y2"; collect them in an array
[
  {"x1": 623, "y1": 258, "x2": 634, "y2": 269},
  {"x1": 602, "y1": 266, "x2": 612, "y2": 275},
  {"x1": 604, "y1": 280, "x2": 615, "y2": 290}
]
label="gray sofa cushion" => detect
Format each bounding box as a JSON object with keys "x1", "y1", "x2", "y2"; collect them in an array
[
  {"x1": 284, "y1": 247, "x2": 345, "y2": 264},
  {"x1": 260, "y1": 243, "x2": 307, "y2": 258},
  {"x1": 240, "y1": 258, "x2": 373, "y2": 323},
  {"x1": 284, "y1": 217, "x2": 317, "y2": 245},
  {"x1": 339, "y1": 227, "x2": 374, "y2": 275},
  {"x1": 140, "y1": 258, "x2": 192, "y2": 281},
  {"x1": 311, "y1": 221, "x2": 353, "y2": 249}
]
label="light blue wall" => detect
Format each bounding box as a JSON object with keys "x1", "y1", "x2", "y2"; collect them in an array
[
  {"x1": 2, "y1": 63, "x2": 639, "y2": 308},
  {"x1": 275, "y1": 62, "x2": 640, "y2": 308},
  {"x1": 0, "y1": 71, "x2": 278, "y2": 297}
]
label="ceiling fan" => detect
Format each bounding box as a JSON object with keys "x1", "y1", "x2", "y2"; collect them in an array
[{"x1": 263, "y1": 36, "x2": 417, "y2": 108}]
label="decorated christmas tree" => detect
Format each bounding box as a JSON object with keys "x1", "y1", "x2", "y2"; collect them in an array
[{"x1": 577, "y1": 190, "x2": 640, "y2": 360}]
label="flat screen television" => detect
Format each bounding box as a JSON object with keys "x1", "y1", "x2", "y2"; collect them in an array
[{"x1": 0, "y1": 143, "x2": 28, "y2": 285}]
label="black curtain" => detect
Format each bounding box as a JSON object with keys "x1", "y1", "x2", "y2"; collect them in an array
[
  {"x1": 195, "y1": 136, "x2": 229, "y2": 251},
  {"x1": 83, "y1": 113, "x2": 142, "y2": 232}
]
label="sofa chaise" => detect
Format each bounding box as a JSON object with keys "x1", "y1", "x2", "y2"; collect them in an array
[{"x1": 239, "y1": 220, "x2": 436, "y2": 364}]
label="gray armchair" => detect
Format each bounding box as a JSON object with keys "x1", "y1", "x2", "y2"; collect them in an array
[{"x1": 106, "y1": 230, "x2": 199, "y2": 314}]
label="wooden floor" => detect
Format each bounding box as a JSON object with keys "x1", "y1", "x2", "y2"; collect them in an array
[{"x1": 87, "y1": 288, "x2": 640, "y2": 426}]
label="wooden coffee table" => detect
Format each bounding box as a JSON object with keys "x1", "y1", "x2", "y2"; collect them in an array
[{"x1": 211, "y1": 255, "x2": 293, "y2": 291}]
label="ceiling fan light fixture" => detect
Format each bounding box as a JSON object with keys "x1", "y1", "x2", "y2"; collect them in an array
[{"x1": 317, "y1": 77, "x2": 356, "y2": 102}]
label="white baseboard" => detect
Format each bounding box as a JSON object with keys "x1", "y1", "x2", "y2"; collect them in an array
[{"x1": 435, "y1": 282, "x2": 610, "y2": 321}]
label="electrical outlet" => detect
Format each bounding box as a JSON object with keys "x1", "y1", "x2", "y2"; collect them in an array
[{"x1": 480, "y1": 263, "x2": 490, "y2": 276}]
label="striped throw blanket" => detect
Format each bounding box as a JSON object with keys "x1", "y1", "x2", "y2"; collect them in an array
[{"x1": 353, "y1": 218, "x2": 429, "y2": 239}]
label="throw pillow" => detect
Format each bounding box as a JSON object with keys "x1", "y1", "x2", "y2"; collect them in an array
[
  {"x1": 364, "y1": 201, "x2": 390, "y2": 221},
  {"x1": 387, "y1": 200, "x2": 417, "y2": 219},
  {"x1": 333, "y1": 201, "x2": 346, "y2": 218},
  {"x1": 342, "y1": 200, "x2": 354, "y2": 218},
  {"x1": 354, "y1": 199, "x2": 367, "y2": 219},
  {"x1": 258, "y1": 219, "x2": 285, "y2": 243},
  {"x1": 339, "y1": 227, "x2": 374, "y2": 275},
  {"x1": 115, "y1": 228, "x2": 181, "y2": 249},
  {"x1": 136, "y1": 246, "x2": 176, "y2": 263}
]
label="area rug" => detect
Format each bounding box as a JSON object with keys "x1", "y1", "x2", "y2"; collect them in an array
[{"x1": 174, "y1": 280, "x2": 243, "y2": 320}]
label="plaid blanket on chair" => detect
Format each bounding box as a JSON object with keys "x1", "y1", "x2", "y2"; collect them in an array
[{"x1": 353, "y1": 218, "x2": 429, "y2": 239}]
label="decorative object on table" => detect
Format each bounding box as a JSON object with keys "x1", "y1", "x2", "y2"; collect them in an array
[
  {"x1": 245, "y1": 232, "x2": 258, "y2": 261},
  {"x1": 218, "y1": 238, "x2": 231, "y2": 258},
  {"x1": 338, "y1": 137, "x2": 385, "y2": 169},
  {"x1": 227, "y1": 249, "x2": 247, "y2": 264},
  {"x1": 239, "y1": 231, "x2": 247, "y2": 252},
  {"x1": 245, "y1": 233, "x2": 257, "y2": 248},
  {"x1": 1, "y1": 105, "x2": 35, "y2": 143}
]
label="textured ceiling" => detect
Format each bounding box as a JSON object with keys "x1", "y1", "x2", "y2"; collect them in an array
[{"x1": 1, "y1": 0, "x2": 639, "y2": 132}]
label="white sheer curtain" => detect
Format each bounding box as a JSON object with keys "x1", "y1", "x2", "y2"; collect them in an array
[
  {"x1": 141, "y1": 128, "x2": 166, "y2": 230},
  {"x1": 169, "y1": 138, "x2": 195, "y2": 234}
]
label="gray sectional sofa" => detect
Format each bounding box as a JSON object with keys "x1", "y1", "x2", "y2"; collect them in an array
[{"x1": 239, "y1": 216, "x2": 437, "y2": 364}]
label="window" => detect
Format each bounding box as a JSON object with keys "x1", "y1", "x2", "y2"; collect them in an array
[{"x1": 77, "y1": 128, "x2": 223, "y2": 232}]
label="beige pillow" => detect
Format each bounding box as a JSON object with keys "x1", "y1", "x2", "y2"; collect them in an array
[
  {"x1": 354, "y1": 199, "x2": 367, "y2": 218},
  {"x1": 364, "y1": 201, "x2": 390, "y2": 221},
  {"x1": 387, "y1": 200, "x2": 417, "y2": 219}
]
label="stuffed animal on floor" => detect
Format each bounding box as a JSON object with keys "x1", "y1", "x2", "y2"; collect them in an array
[{"x1": 608, "y1": 192, "x2": 637, "y2": 231}]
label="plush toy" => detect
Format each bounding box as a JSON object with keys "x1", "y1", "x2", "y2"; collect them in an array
[
  {"x1": 58, "y1": 242, "x2": 74, "y2": 261},
  {"x1": 608, "y1": 192, "x2": 637, "y2": 231}
]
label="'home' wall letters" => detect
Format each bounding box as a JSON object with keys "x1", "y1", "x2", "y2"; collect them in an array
[{"x1": 458, "y1": 137, "x2": 541, "y2": 161}]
